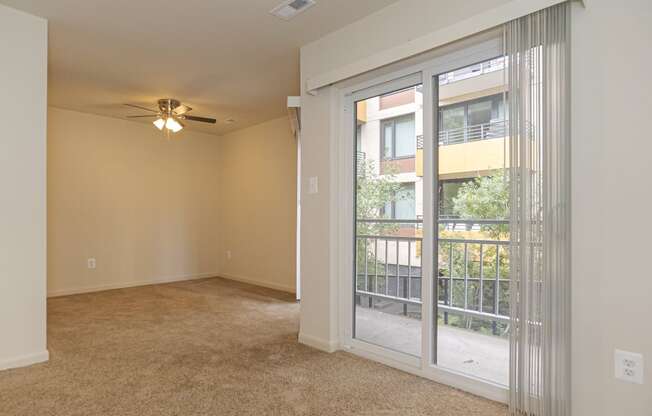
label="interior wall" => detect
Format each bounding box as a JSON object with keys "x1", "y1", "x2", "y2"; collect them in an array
[
  {"x1": 0, "y1": 5, "x2": 48, "y2": 370},
  {"x1": 218, "y1": 116, "x2": 297, "y2": 293},
  {"x1": 47, "y1": 107, "x2": 221, "y2": 296},
  {"x1": 299, "y1": 0, "x2": 652, "y2": 413},
  {"x1": 571, "y1": 1, "x2": 652, "y2": 414}
]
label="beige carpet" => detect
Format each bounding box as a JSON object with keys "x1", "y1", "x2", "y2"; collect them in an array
[{"x1": 0, "y1": 277, "x2": 507, "y2": 416}]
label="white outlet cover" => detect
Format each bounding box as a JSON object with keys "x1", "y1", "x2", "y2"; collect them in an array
[
  {"x1": 615, "y1": 349, "x2": 644, "y2": 384},
  {"x1": 87, "y1": 257, "x2": 97, "y2": 269}
]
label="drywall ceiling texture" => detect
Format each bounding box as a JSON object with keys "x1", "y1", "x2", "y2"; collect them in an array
[
  {"x1": 0, "y1": 4, "x2": 48, "y2": 370},
  {"x1": 0, "y1": 0, "x2": 398, "y2": 136},
  {"x1": 47, "y1": 108, "x2": 222, "y2": 296}
]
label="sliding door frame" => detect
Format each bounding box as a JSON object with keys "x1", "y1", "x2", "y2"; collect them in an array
[{"x1": 335, "y1": 36, "x2": 508, "y2": 403}]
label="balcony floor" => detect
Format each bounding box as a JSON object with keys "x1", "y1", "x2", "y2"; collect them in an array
[{"x1": 356, "y1": 306, "x2": 509, "y2": 386}]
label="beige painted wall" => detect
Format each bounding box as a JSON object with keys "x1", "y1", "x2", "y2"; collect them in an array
[
  {"x1": 47, "y1": 107, "x2": 221, "y2": 296},
  {"x1": 571, "y1": 1, "x2": 652, "y2": 414},
  {"x1": 0, "y1": 4, "x2": 48, "y2": 370},
  {"x1": 299, "y1": 0, "x2": 652, "y2": 413},
  {"x1": 218, "y1": 116, "x2": 297, "y2": 293}
]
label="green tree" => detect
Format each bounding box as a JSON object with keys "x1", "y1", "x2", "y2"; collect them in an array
[
  {"x1": 452, "y1": 170, "x2": 509, "y2": 239},
  {"x1": 439, "y1": 170, "x2": 510, "y2": 336},
  {"x1": 356, "y1": 160, "x2": 403, "y2": 236},
  {"x1": 355, "y1": 159, "x2": 404, "y2": 291}
]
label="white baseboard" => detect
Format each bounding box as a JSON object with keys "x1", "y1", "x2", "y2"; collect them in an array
[
  {"x1": 298, "y1": 332, "x2": 339, "y2": 353},
  {"x1": 0, "y1": 350, "x2": 49, "y2": 371},
  {"x1": 47, "y1": 272, "x2": 219, "y2": 298},
  {"x1": 219, "y1": 272, "x2": 295, "y2": 294}
]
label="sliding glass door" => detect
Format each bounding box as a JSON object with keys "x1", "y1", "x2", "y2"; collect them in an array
[
  {"x1": 433, "y1": 58, "x2": 509, "y2": 385},
  {"x1": 354, "y1": 82, "x2": 424, "y2": 357},
  {"x1": 347, "y1": 42, "x2": 509, "y2": 389}
]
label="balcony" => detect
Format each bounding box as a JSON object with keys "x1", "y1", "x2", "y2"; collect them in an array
[
  {"x1": 439, "y1": 120, "x2": 507, "y2": 146},
  {"x1": 355, "y1": 218, "x2": 509, "y2": 385}
]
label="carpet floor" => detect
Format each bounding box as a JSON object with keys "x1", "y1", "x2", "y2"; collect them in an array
[{"x1": 0, "y1": 277, "x2": 507, "y2": 416}]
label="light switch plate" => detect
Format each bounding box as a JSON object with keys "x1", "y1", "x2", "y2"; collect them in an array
[
  {"x1": 307, "y1": 176, "x2": 319, "y2": 194},
  {"x1": 615, "y1": 349, "x2": 644, "y2": 384}
]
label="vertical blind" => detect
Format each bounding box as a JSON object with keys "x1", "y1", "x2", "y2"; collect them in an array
[{"x1": 506, "y1": 2, "x2": 571, "y2": 416}]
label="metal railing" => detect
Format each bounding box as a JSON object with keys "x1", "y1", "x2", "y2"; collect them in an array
[
  {"x1": 439, "y1": 120, "x2": 507, "y2": 146},
  {"x1": 439, "y1": 57, "x2": 505, "y2": 86},
  {"x1": 355, "y1": 218, "x2": 510, "y2": 332},
  {"x1": 356, "y1": 151, "x2": 366, "y2": 176}
]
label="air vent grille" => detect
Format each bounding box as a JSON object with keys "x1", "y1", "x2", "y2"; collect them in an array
[{"x1": 270, "y1": 0, "x2": 316, "y2": 20}]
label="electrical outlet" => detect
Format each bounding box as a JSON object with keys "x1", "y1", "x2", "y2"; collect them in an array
[
  {"x1": 615, "y1": 349, "x2": 644, "y2": 384},
  {"x1": 87, "y1": 257, "x2": 97, "y2": 270},
  {"x1": 226, "y1": 250, "x2": 232, "y2": 260}
]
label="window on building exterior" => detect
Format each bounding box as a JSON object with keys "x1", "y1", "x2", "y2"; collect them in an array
[
  {"x1": 383, "y1": 182, "x2": 416, "y2": 219},
  {"x1": 381, "y1": 114, "x2": 416, "y2": 159},
  {"x1": 438, "y1": 94, "x2": 506, "y2": 144}
]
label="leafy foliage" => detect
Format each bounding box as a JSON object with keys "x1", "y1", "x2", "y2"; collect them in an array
[
  {"x1": 355, "y1": 159, "x2": 406, "y2": 286},
  {"x1": 452, "y1": 170, "x2": 509, "y2": 239},
  {"x1": 356, "y1": 160, "x2": 403, "y2": 236}
]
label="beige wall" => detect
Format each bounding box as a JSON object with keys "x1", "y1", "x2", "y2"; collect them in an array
[
  {"x1": 0, "y1": 5, "x2": 48, "y2": 370},
  {"x1": 47, "y1": 107, "x2": 221, "y2": 296},
  {"x1": 571, "y1": 1, "x2": 652, "y2": 414},
  {"x1": 299, "y1": 0, "x2": 652, "y2": 413},
  {"x1": 218, "y1": 116, "x2": 297, "y2": 293}
]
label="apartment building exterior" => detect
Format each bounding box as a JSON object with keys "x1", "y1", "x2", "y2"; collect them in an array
[{"x1": 356, "y1": 57, "x2": 507, "y2": 225}]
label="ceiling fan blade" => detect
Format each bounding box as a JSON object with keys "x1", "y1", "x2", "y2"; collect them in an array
[
  {"x1": 126, "y1": 115, "x2": 159, "y2": 118},
  {"x1": 183, "y1": 115, "x2": 216, "y2": 124},
  {"x1": 173, "y1": 105, "x2": 192, "y2": 115},
  {"x1": 124, "y1": 103, "x2": 158, "y2": 113}
]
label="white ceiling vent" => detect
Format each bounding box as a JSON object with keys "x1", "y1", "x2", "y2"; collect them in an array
[{"x1": 270, "y1": 0, "x2": 316, "y2": 20}]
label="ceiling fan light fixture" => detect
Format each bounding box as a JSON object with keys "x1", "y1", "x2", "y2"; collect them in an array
[
  {"x1": 124, "y1": 99, "x2": 214, "y2": 135},
  {"x1": 166, "y1": 117, "x2": 184, "y2": 133},
  {"x1": 153, "y1": 117, "x2": 166, "y2": 130}
]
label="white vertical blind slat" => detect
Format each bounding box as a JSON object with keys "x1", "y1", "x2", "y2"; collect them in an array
[{"x1": 506, "y1": 3, "x2": 571, "y2": 415}]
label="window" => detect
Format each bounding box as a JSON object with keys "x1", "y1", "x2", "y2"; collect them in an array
[
  {"x1": 383, "y1": 182, "x2": 416, "y2": 219},
  {"x1": 381, "y1": 114, "x2": 416, "y2": 159},
  {"x1": 438, "y1": 94, "x2": 507, "y2": 144}
]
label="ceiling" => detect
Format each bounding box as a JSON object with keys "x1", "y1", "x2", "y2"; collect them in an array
[{"x1": 0, "y1": 0, "x2": 398, "y2": 135}]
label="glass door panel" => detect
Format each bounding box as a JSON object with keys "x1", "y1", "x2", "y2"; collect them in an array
[
  {"x1": 354, "y1": 85, "x2": 423, "y2": 357},
  {"x1": 434, "y1": 58, "x2": 510, "y2": 385}
]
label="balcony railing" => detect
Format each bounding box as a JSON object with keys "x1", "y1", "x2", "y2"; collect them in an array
[
  {"x1": 355, "y1": 218, "x2": 510, "y2": 334},
  {"x1": 439, "y1": 57, "x2": 505, "y2": 86},
  {"x1": 439, "y1": 120, "x2": 507, "y2": 146},
  {"x1": 356, "y1": 151, "x2": 366, "y2": 175}
]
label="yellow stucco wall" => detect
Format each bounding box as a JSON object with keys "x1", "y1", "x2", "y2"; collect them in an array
[{"x1": 416, "y1": 137, "x2": 508, "y2": 179}]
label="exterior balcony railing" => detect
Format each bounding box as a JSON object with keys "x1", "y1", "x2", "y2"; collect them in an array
[
  {"x1": 355, "y1": 218, "x2": 510, "y2": 334},
  {"x1": 438, "y1": 57, "x2": 505, "y2": 86},
  {"x1": 439, "y1": 120, "x2": 507, "y2": 146},
  {"x1": 356, "y1": 151, "x2": 366, "y2": 175}
]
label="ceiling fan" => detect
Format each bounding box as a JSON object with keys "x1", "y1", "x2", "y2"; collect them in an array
[{"x1": 124, "y1": 98, "x2": 216, "y2": 133}]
